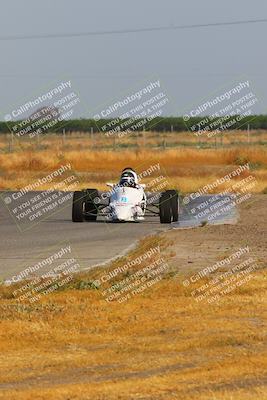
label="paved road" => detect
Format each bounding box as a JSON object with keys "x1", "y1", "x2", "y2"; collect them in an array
[{"x1": 0, "y1": 192, "x2": 237, "y2": 280}]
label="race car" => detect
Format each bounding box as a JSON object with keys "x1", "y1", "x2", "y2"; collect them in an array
[{"x1": 72, "y1": 167, "x2": 179, "y2": 224}]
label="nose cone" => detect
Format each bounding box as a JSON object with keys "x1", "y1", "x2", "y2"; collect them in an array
[{"x1": 114, "y1": 206, "x2": 132, "y2": 221}]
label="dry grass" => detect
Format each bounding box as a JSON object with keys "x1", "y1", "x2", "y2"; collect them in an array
[
  {"x1": 0, "y1": 234, "x2": 266, "y2": 400},
  {"x1": 0, "y1": 132, "x2": 267, "y2": 193}
]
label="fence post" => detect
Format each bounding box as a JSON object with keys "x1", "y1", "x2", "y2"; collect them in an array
[
  {"x1": 91, "y1": 127, "x2": 94, "y2": 147},
  {"x1": 143, "y1": 129, "x2": 146, "y2": 148},
  {"x1": 9, "y1": 132, "x2": 14, "y2": 152}
]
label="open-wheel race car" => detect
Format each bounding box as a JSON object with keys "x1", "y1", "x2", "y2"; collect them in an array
[{"x1": 72, "y1": 168, "x2": 179, "y2": 224}]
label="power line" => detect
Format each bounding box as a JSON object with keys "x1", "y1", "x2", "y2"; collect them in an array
[
  {"x1": 0, "y1": 18, "x2": 266, "y2": 41},
  {"x1": 0, "y1": 72, "x2": 265, "y2": 79}
]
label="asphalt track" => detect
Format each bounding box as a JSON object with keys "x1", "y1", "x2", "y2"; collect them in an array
[{"x1": 0, "y1": 192, "x2": 238, "y2": 281}]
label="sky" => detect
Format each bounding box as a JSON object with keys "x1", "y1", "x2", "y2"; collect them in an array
[{"x1": 0, "y1": 0, "x2": 266, "y2": 119}]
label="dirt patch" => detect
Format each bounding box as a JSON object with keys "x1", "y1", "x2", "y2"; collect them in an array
[{"x1": 166, "y1": 195, "x2": 267, "y2": 276}]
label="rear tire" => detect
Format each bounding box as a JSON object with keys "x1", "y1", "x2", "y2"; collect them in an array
[
  {"x1": 159, "y1": 192, "x2": 172, "y2": 223},
  {"x1": 84, "y1": 189, "x2": 98, "y2": 221},
  {"x1": 72, "y1": 191, "x2": 85, "y2": 222}
]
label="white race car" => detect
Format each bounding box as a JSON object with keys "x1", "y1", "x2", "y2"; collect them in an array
[{"x1": 72, "y1": 168, "x2": 179, "y2": 224}]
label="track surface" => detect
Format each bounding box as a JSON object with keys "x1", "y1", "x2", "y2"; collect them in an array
[{"x1": 0, "y1": 192, "x2": 237, "y2": 280}]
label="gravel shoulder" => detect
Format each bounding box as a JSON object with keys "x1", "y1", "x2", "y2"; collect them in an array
[{"x1": 165, "y1": 194, "x2": 266, "y2": 275}]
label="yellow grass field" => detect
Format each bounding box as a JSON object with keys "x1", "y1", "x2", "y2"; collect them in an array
[
  {"x1": 0, "y1": 234, "x2": 266, "y2": 400},
  {"x1": 0, "y1": 131, "x2": 267, "y2": 193}
]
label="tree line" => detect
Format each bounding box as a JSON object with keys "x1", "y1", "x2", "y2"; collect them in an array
[{"x1": 1, "y1": 115, "x2": 267, "y2": 133}]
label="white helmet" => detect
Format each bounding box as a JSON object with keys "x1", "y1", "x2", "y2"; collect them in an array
[{"x1": 119, "y1": 168, "x2": 138, "y2": 187}]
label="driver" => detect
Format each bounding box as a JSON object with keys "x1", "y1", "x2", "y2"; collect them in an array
[{"x1": 119, "y1": 168, "x2": 138, "y2": 188}]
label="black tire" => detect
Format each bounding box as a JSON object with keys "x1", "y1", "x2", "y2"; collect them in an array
[
  {"x1": 84, "y1": 189, "x2": 98, "y2": 221},
  {"x1": 159, "y1": 192, "x2": 172, "y2": 223},
  {"x1": 72, "y1": 191, "x2": 85, "y2": 222},
  {"x1": 166, "y1": 190, "x2": 179, "y2": 222}
]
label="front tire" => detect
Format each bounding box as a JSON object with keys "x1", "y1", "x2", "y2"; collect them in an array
[
  {"x1": 72, "y1": 191, "x2": 85, "y2": 222},
  {"x1": 84, "y1": 189, "x2": 98, "y2": 221}
]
